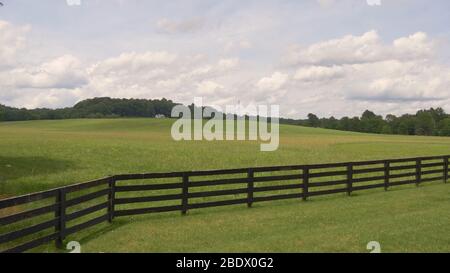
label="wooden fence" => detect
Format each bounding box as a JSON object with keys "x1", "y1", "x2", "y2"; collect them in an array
[{"x1": 1, "y1": 155, "x2": 449, "y2": 253}]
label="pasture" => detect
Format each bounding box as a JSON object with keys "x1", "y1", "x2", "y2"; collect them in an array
[{"x1": 1, "y1": 118, "x2": 450, "y2": 252}]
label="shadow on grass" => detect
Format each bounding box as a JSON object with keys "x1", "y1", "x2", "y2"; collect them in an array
[
  {"x1": 0, "y1": 156, "x2": 76, "y2": 181},
  {"x1": 0, "y1": 156, "x2": 77, "y2": 195}
]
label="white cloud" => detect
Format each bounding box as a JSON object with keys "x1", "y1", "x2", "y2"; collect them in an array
[
  {"x1": 196, "y1": 80, "x2": 224, "y2": 95},
  {"x1": 392, "y1": 32, "x2": 433, "y2": 60},
  {"x1": 0, "y1": 20, "x2": 30, "y2": 69},
  {"x1": 2, "y1": 17, "x2": 450, "y2": 119},
  {"x1": 346, "y1": 60, "x2": 450, "y2": 102},
  {"x1": 217, "y1": 58, "x2": 239, "y2": 70},
  {"x1": 253, "y1": 30, "x2": 450, "y2": 117},
  {"x1": 83, "y1": 51, "x2": 242, "y2": 104},
  {"x1": 285, "y1": 30, "x2": 434, "y2": 66},
  {"x1": 294, "y1": 65, "x2": 344, "y2": 82},
  {"x1": 256, "y1": 72, "x2": 288, "y2": 91},
  {"x1": 92, "y1": 51, "x2": 177, "y2": 75},
  {"x1": 2, "y1": 55, "x2": 87, "y2": 89}
]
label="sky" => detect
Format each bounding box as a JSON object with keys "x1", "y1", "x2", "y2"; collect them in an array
[{"x1": 1, "y1": 0, "x2": 450, "y2": 118}]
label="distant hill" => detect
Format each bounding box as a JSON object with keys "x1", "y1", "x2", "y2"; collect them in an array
[{"x1": 1, "y1": 97, "x2": 450, "y2": 136}]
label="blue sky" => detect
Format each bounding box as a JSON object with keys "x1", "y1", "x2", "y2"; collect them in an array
[{"x1": 1, "y1": 0, "x2": 450, "y2": 118}]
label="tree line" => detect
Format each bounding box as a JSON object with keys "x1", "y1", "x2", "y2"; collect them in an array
[
  {"x1": 1, "y1": 97, "x2": 450, "y2": 137},
  {"x1": 0, "y1": 97, "x2": 178, "y2": 121},
  {"x1": 280, "y1": 108, "x2": 450, "y2": 136}
]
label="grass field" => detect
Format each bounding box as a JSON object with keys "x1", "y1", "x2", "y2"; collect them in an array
[{"x1": 1, "y1": 118, "x2": 450, "y2": 252}]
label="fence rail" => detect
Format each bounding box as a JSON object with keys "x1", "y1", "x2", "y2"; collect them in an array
[{"x1": 1, "y1": 155, "x2": 449, "y2": 253}]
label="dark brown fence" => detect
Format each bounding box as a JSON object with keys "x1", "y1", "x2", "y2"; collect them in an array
[{"x1": 1, "y1": 155, "x2": 449, "y2": 253}]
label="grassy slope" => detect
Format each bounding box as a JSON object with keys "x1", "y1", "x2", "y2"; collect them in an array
[
  {"x1": 1, "y1": 118, "x2": 450, "y2": 252},
  {"x1": 1, "y1": 118, "x2": 449, "y2": 195}
]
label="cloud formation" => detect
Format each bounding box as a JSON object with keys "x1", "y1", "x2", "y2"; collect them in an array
[
  {"x1": 1, "y1": 17, "x2": 450, "y2": 118},
  {"x1": 285, "y1": 31, "x2": 433, "y2": 66},
  {"x1": 0, "y1": 20, "x2": 29, "y2": 69},
  {"x1": 7, "y1": 55, "x2": 87, "y2": 89}
]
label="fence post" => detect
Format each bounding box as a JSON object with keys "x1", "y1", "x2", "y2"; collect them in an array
[
  {"x1": 181, "y1": 173, "x2": 189, "y2": 215},
  {"x1": 108, "y1": 176, "x2": 116, "y2": 223},
  {"x1": 302, "y1": 166, "x2": 309, "y2": 201},
  {"x1": 247, "y1": 169, "x2": 254, "y2": 208},
  {"x1": 55, "y1": 188, "x2": 66, "y2": 248},
  {"x1": 416, "y1": 158, "x2": 422, "y2": 187},
  {"x1": 347, "y1": 163, "x2": 353, "y2": 196},
  {"x1": 384, "y1": 160, "x2": 390, "y2": 191},
  {"x1": 444, "y1": 156, "x2": 449, "y2": 183}
]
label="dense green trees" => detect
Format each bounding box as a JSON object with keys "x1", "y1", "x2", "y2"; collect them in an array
[
  {"x1": 286, "y1": 107, "x2": 450, "y2": 137},
  {"x1": 0, "y1": 97, "x2": 177, "y2": 121},
  {"x1": 307, "y1": 113, "x2": 320, "y2": 127}
]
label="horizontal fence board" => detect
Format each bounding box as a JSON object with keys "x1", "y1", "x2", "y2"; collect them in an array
[
  {"x1": 65, "y1": 214, "x2": 109, "y2": 236},
  {"x1": 188, "y1": 188, "x2": 248, "y2": 199},
  {"x1": 66, "y1": 201, "x2": 109, "y2": 222},
  {"x1": 0, "y1": 178, "x2": 111, "y2": 210},
  {"x1": 189, "y1": 178, "x2": 247, "y2": 188},
  {"x1": 115, "y1": 194, "x2": 183, "y2": 204},
  {"x1": 421, "y1": 169, "x2": 444, "y2": 175},
  {"x1": 188, "y1": 198, "x2": 248, "y2": 210},
  {"x1": 115, "y1": 172, "x2": 184, "y2": 180},
  {"x1": 65, "y1": 188, "x2": 110, "y2": 207},
  {"x1": 253, "y1": 193, "x2": 303, "y2": 203},
  {"x1": 0, "y1": 219, "x2": 57, "y2": 244},
  {"x1": 0, "y1": 203, "x2": 57, "y2": 226},
  {"x1": 2, "y1": 232, "x2": 59, "y2": 253},
  {"x1": 0, "y1": 190, "x2": 57, "y2": 210},
  {"x1": 353, "y1": 167, "x2": 385, "y2": 175},
  {"x1": 309, "y1": 179, "x2": 347, "y2": 188},
  {"x1": 389, "y1": 164, "x2": 417, "y2": 171},
  {"x1": 253, "y1": 165, "x2": 303, "y2": 173},
  {"x1": 253, "y1": 174, "x2": 302, "y2": 183},
  {"x1": 389, "y1": 172, "x2": 417, "y2": 179},
  {"x1": 114, "y1": 205, "x2": 182, "y2": 217},
  {"x1": 389, "y1": 158, "x2": 418, "y2": 163},
  {"x1": 420, "y1": 156, "x2": 448, "y2": 161},
  {"x1": 189, "y1": 168, "x2": 248, "y2": 176},
  {"x1": 421, "y1": 162, "x2": 444, "y2": 168},
  {"x1": 389, "y1": 179, "x2": 417, "y2": 186},
  {"x1": 308, "y1": 188, "x2": 348, "y2": 197},
  {"x1": 115, "y1": 183, "x2": 183, "y2": 192},
  {"x1": 352, "y1": 183, "x2": 385, "y2": 191},
  {"x1": 420, "y1": 176, "x2": 444, "y2": 183},
  {"x1": 63, "y1": 177, "x2": 111, "y2": 193},
  {"x1": 351, "y1": 160, "x2": 385, "y2": 166},
  {"x1": 308, "y1": 162, "x2": 350, "y2": 169},
  {"x1": 309, "y1": 170, "x2": 347, "y2": 178},
  {"x1": 352, "y1": 175, "x2": 386, "y2": 183},
  {"x1": 253, "y1": 183, "x2": 303, "y2": 192}
]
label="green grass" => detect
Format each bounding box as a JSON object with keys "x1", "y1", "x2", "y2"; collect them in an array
[
  {"x1": 1, "y1": 118, "x2": 450, "y2": 252},
  {"x1": 82, "y1": 183, "x2": 450, "y2": 253}
]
